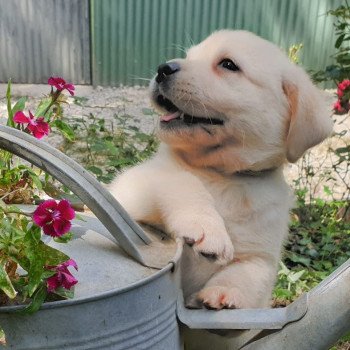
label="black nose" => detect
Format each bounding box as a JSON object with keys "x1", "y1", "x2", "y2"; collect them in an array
[{"x1": 156, "y1": 62, "x2": 180, "y2": 83}]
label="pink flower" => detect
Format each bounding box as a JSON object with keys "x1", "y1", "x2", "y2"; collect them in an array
[
  {"x1": 337, "y1": 88, "x2": 344, "y2": 98},
  {"x1": 48, "y1": 77, "x2": 75, "y2": 96},
  {"x1": 13, "y1": 111, "x2": 50, "y2": 139},
  {"x1": 46, "y1": 259, "x2": 78, "y2": 292},
  {"x1": 338, "y1": 79, "x2": 350, "y2": 91},
  {"x1": 333, "y1": 100, "x2": 342, "y2": 112},
  {"x1": 33, "y1": 199, "x2": 75, "y2": 237}
]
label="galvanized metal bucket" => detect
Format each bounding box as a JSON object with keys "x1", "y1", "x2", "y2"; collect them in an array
[{"x1": 0, "y1": 125, "x2": 349, "y2": 350}]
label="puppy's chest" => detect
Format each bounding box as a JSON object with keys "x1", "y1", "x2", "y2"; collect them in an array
[
  {"x1": 207, "y1": 183, "x2": 254, "y2": 225},
  {"x1": 203, "y1": 176, "x2": 291, "y2": 229}
]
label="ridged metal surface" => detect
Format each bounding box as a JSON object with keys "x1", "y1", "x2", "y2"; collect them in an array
[
  {"x1": 0, "y1": 0, "x2": 91, "y2": 84},
  {"x1": 91, "y1": 0, "x2": 342, "y2": 86}
]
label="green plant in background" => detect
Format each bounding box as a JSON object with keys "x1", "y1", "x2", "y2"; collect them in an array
[
  {"x1": 312, "y1": 0, "x2": 350, "y2": 85},
  {"x1": 62, "y1": 111, "x2": 158, "y2": 183},
  {"x1": 288, "y1": 43, "x2": 303, "y2": 64},
  {"x1": 274, "y1": 11, "x2": 350, "y2": 329}
]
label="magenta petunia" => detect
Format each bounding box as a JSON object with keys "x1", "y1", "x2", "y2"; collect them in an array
[
  {"x1": 48, "y1": 77, "x2": 75, "y2": 96},
  {"x1": 338, "y1": 79, "x2": 350, "y2": 91},
  {"x1": 334, "y1": 79, "x2": 350, "y2": 115},
  {"x1": 333, "y1": 100, "x2": 342, "y2": 112},
  {"x1": 13, "y1": 111, "x2": 50, "y2": 139},
  {"x1": 33, "y1": 199, "x2": 75, "y2": 237},
  {"x1": 337, "y1": 88, "x2": 344, "y2": 98},
  {"x1": 46, "y1": 259, "x2": 78, "y2": 292}
]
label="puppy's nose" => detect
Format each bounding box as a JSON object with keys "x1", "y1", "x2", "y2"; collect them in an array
[{"x1": 156, "y1": 62, "x2": 180, "y2": 83}]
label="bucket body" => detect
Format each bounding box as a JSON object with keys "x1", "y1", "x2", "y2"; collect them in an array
[{"x1": 1, "y1": 268, "x2": 181, "y2": 350}]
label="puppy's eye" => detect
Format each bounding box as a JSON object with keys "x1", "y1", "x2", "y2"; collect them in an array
[{"x1": 218, "y1": 58, "x2": 239, "y2": 72}]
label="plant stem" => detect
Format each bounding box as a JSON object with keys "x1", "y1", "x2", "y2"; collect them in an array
[
  {"x1": 2, "y1": 210, "x2": 33, "y2": 217},
  {"x1": 43, "y1": 90, "x2": 61, "y2": 117}
]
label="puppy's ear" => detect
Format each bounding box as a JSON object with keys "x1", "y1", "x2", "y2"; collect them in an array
[{"x1": 283, "y1": 67, "x2": 333, "y2": 163}]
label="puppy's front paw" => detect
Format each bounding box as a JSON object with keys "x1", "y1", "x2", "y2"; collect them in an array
[
  {"x1": 171, "y1": 216, "x2": 234, "y2": 264},
  {"x1": 196, "y1": 286, "x2": 245, "y2": 310}
]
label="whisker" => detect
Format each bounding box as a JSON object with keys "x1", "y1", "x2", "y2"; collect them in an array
[{"x1": 130, "y1": 75, "x2": 153, "y2": 83}]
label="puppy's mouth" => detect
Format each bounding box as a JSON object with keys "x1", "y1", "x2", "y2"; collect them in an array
[{"x1": 156, "y1": 95, "x2": 224, "y2": 126}]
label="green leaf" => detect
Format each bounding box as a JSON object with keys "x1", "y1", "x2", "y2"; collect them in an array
[
  {"x1": 75, "y1": 213, "x2": 87, "y2": 222},
  {"x1": 335, "y1": 33, "x2": 346, "y2": 48},
  {"x1": 87, "y1": 165, "x2": 103, "y2": 176},
  {"x1": 26, "y1": 255, "x2": 45, "y2": 297},
  {"x1": 53, "y1": 232, "x2": 73, "y2": 243},
  {"x1": 288, "y1": 270, "x2": 305, "y2": 283},
  {"x1": 52, "y1": 120, "x2": 75, "y2": 141},
  {"x1": 24, "y1": 229, "x2": 45, "y2": 297},
  {"x1": 11, "y1": 97, "x2": 27, "y2": 116},
  {"x1": 0, "y1": 263, "x2": 17, "y2": 299},
  {"x1": 0, "y1": 326, "x2": 6, "y2": 346},
  {"x1": 39, "y1": 243, "x2": 70, "y2": 266},
  {"x1": 20, "y1": 283, "x2": 47, "y2": 315},
  {"x1": 278, "y1": 261, "x2": 290, "y2": 275},
  {"x1": 53, "y1": 286, "x2": 74, "y2": 299},
  {"x1": 35, "y1": 98, "x2": 52, "y2": 118},
  {"x1": 6, "y1": 80, "x2": 14, "y2": 127},
  {"x1": 142, "y1": 108, "x2": 155, "y2": 116},
  {"x1": 28, "y1": 173, "x2": 43, "y2": 191},
  {"x1": 289, "y1": 254, "x2": 311, "y2": 267},
  {"x1": 90, "y1": 141, "x2": 106, "y2": 152}
]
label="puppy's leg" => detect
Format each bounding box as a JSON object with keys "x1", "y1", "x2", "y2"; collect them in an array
[
  {"x1": 109, "y1": 165, "x2": 163, "y2": 224},
  {"x1": 110, "y1": 164, "x2": 233, "y2": 263},
  {"x1": 193, "y1": 256, "x2": 277, "y2": 309},
  {"x1": 156, "y1": 172, "x2": 234, "y2": 263}
]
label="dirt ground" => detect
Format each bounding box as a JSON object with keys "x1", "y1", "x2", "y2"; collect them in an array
[{"x1": 0, "y1": 84, "x2": 348, "y2": 200}]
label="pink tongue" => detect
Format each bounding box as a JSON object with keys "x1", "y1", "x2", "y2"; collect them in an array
[{"x1": 160, "y1": 111, "x2": 181, "y2": 122}]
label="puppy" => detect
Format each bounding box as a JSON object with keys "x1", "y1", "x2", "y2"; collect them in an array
[{"x1": 109, "y1": 30, "x2": 332, "y2": 309}]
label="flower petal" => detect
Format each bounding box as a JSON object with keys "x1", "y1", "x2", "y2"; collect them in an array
[
  {"x1": 43, "y1": 223, "x2": 60, "y2": 237},
  {"x1": 31, "y1": 129, "x2": 45, "y2": 139},
  {"x1": 33, "y1": 200, "x2": 57, "y2": 226},
  {"x1": 53, "y1": 219, "x2": 71, "y2": 236},
  {"x1": 57, "y1": 200, "x2": 75, "y2": 220},
  {"x1": 38, "y1": 199, "x2": 57, "y2": 211},
  {"x1": 47, "y1": 274, "x2": 61, "y2": 292},
  {"x1": 13, "y1": 111, "x2": 30, "y2": 124},
  {"x1": 48, "y1": 77, "x2": 66, "y2": 90},
  {"x1": 62, "y1": 259, "x2": 78, "y2": 270},
  {"x1": 61, "y1": 271, "x2": 78, "y2": 290},
  {"x1": 64, "y1": 84, "x2": 75, "y2": 96},
  {"x1": 33, "y1": 210, "x2": 51, "y2": 227}
]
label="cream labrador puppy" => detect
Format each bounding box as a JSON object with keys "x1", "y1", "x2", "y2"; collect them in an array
[{"x1": 109, "y1": 30, "x2": 332, "y2": 309}]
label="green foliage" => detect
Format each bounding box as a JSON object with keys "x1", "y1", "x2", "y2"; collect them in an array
[
  {"x1": 330, "y1": 332, "x2": 350, "y2": 350},
  {"x1": 312, "y1": 1, "x2": 350, "y2": 85},
  {"x1": 273, "y1": 106, "x2": 350, "y2": 316},
  {"x1": 274, "y1": 195, "x2": 350, "y2": 305},
  {"x1": 6, "y1": 80, "x2": 15, "y2": 128},
  {"x1": 63, "y1": 111, "x2": 158, "y2": 183},
  {"x1": 0, "y1": 79, "x2": 78, "y2": 340},
  {"x1": 0, "y1": 327, "x2": 5, "y2": 346},
  {"x1": 288, "y1": 43, "x2": 303, "y2": 64}
]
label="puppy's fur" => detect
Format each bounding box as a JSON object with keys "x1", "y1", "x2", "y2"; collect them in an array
[{"x1": 109, "y1": 30, "x2": 333, "y2": 309}]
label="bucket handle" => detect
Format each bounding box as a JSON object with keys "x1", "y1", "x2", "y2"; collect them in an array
[{"x1": 0, "y1": 125, "x2": 154, "y2": 266}]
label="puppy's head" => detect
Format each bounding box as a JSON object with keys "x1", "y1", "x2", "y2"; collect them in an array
[{"x1": 150, "y1": 30, "x2": 333, "y2": 176}]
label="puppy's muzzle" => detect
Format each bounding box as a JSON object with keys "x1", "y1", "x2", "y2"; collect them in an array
[{"x1": 156, "y1": 62, "x2": 181, "y2": 83}]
